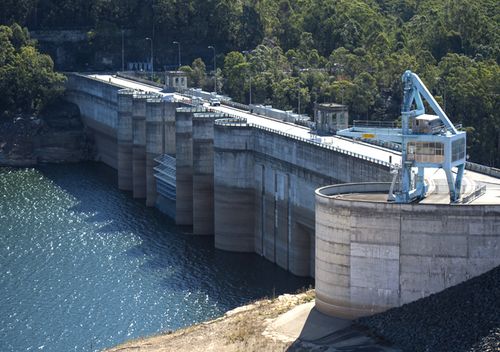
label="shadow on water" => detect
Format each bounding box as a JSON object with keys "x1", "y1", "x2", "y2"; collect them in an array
[{"x1": 37, "y1": 162, "x2": 313, "y2": 309}]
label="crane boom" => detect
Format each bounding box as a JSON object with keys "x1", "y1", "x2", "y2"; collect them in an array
[{"x1": 338, "y1": 70, "x2": 467, "y2": 203}]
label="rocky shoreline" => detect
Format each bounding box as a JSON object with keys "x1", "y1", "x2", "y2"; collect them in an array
[{"x1": 0, "y1": 100, "x2": 93, "y2": 167}]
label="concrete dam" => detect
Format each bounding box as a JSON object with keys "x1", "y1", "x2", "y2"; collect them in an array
[{"x1": 65, "y1": 73, "x2": 500, "y2": 318}]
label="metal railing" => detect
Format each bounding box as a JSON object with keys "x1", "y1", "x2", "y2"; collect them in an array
[
  {"x1": 222, "y1": 100, "x2": 250, "y2": 111},
  {"x1": 466, "y1": 162, "x2": 500, "y2": 178},
  {"x1": 353, "y1": 120, "x2": 396, "y2": 128},
  {"x1": 214, "y1": 118, "x2": 391, "y2": 167},
  {"x1": 461, "y1": 183, "x2": 486, "y2": 204}
]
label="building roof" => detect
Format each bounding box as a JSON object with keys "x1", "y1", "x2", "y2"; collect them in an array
[{"x1": 315, "y1": 103, "x2": 348, "y2": 110}]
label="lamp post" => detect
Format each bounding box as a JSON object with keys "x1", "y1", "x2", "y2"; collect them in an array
[
  {"x1": 121, "y1": 29, "x2": 125, "y2": 72},
  {"x1": 208, "y1": 45, "x2": 216, "y2": 93},
  {"x1": 297, "y1": 80, "x2": 301, "y2": 115},
  {"x1": 173, "y1": 41, "x2": 181, "y2": 69},
  {"x1": 145, "y1": 37, "x2": 153, "y2": 80},
  {"x1": 243, "y1": 50, "x2": 252, "y2": 105}
]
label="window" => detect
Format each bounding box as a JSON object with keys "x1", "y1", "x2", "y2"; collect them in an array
[
  {"x1": 407, "y1": 141, "x2": 444, "y2": 163},
  {"x1": 452, "y1": 138, "x2": 466, "y2": 162}
]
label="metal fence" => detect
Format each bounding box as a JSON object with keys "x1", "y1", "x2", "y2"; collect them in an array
[{"x1": 214, "y1": 118, "x2": 391, "y2": 167}]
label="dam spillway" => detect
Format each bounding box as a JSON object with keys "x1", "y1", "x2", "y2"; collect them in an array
[{"x1": 65, "y1": 73, "x2": 500, "y2": 318}]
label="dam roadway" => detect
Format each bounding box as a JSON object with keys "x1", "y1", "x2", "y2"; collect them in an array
[
  {"x1": 86, "y1": 73, "x2": 499, "y2": 205},
  {"x1": 66, "y1": 73, "x2": 500, "y2": 319}
]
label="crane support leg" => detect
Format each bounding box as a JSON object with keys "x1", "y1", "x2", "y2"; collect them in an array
[
  {"x1": 416, "y1": 167, "x2": 426, "y2": 198},
  {"x1": 454, "y1": 164, "x2": 465, "y2": 201},
  {"x1": 444, "y1": 167, "x2": 464, "y2": 203}
]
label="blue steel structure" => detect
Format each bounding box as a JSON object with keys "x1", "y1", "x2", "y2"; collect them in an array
[{"x1": 337, "y1": 70, "x2": 467, "y2": 203}]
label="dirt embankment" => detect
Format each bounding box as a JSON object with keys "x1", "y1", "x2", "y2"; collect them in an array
[
  {"x1": 106, "y1": 291, "x2": 316, "y2": 352},
  {"x1": 0, "y1": 100, "x2": 93, "y2": 166},
  {"x1": 106, "y1": 290, "x2": 400, "y2": 352}
]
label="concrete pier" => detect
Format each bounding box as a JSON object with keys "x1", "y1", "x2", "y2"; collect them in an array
[
  {"x1": 164, "y1": 103, "x2": 178, "y2": 156},
  {"x1": 132, "y1": 93, "x2": 149, "y2": 199},
  {"x1": 214, "y1": 120, "x2": 256, "y2": 251},
  {"x1": 117, "y1": 89, "x2": 134, "y2": 190},
  {"x1": 192, "y1": 112, "x2": 225, "y2": 235},
  {"x1": 146, "y1": 96, "x2": 164, "y2": 206},
  {"x1": 175, "y1": 108, "x2": 194, "y2": 225}
]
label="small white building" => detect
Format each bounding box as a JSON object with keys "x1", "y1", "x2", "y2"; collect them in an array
[
  {"x1": 164, "y1": 71, "x2": 188, "y2": 92},
  {"x1": 314, "y1": 103, "x2": 349, "y2": 134}
]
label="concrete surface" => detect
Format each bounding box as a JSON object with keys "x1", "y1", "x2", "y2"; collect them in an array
[
  {"x1": 315, "y1": 182, "x2": 500, "y2": 318},
  {"x1": 265, "y1": 301, "x2": 399, "y2": 351}
]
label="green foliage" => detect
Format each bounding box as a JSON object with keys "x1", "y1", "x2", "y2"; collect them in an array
[
  {"x1": 2, "y1": 0, "x2": 498, "y2": 165},
  {"x1": 272, "y1": 77, "x2": 310, "y2": 113},
  {"x1": 223, "y1": 51, "x2": 248, "y2": 102},
  {"x1": 189, "y1": 58, "x2": 207, "y2": 88},
  {"x1": 0, "y1": 24, "x2": 66, "y2": 118}
]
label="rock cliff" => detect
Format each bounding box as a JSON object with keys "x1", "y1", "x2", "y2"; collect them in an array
[{"x1": 0, "y1": 100, "x2": 94, "y2": 166}]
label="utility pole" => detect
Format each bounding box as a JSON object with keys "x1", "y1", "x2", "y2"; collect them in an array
[{"x1": 208, "y1": 45, "x2": 216, "y2": 93}]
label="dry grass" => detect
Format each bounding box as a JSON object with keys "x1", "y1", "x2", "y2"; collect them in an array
[{"x1": 106, "y1": 289, "x2": 315, "y2": 352}]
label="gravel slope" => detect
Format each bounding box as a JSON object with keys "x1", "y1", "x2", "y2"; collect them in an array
[{"x1": 357, "y1": 266, "x2": 500, "y2": 352}]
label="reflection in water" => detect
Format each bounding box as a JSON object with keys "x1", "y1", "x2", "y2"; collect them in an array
[{"x1": 0, "y1": 163, "x2": 311, "y2": 351}]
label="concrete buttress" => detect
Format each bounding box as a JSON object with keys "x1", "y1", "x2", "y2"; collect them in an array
[
  {"x1": 145, "y1": 96, "x2": 164, "y2": 206},
  {"x1": 117, "y1": 89, "x2": 134, "y2": 190},
  {"x1": 132, "y1": 93, "x2": 149, "y2": 199}
]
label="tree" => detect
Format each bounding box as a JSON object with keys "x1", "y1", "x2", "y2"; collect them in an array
[
  {"x1": 223, "y1": 51, "x2": 247, "y2": 101},
  {"x1": 189, "y1": 58, "x2": 207, "y2": 88},
  {"x1": 0, "y1": 24, "x2": 65, "y2": 118},
  {"x1": 352, "y1": 72, "x2": 378, "y2": 118},
  {"x1": 272, "y1": 77, "x2": 310, "y2": 113},
  {"x1": 437, "y1": 53, "x2": 500, "y2": 166}
]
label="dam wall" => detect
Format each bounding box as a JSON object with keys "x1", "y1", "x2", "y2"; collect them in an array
[
  {"x1": 66, "y1": 74, "x2": 500, "y2": 310},
  {"x1": 65, "y1": 73, "x2": 122, "y2": 168},
  {"x1": 315, "y1": 183, "x2": 500, "y2": 318},
  {"x1": 65, "y1": 74, "x2": 178, "y2": 207},
  {"x1": 214, "y1": 120, "x2": 393, "y2": 277}
]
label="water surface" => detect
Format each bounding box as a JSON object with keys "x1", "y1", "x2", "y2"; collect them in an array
[{"x1": 0, "y1": 163, "x2": 311, "y2": 351}]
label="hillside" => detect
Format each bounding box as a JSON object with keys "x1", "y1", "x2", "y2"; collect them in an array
[{"x1": 0, "y1": 0, "x2": 498, "y2": 166}]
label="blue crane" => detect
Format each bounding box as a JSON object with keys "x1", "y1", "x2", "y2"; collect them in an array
[{"x1": 337, "y1": 70, "x2": 467, "y2": 203}]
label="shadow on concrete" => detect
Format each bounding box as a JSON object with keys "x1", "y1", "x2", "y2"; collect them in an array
[{"x1": 282, "y1": 303, "x2": 399, "y2": 351}]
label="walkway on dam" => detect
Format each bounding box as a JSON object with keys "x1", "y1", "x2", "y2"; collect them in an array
[
  {"x1": 89, "y1": 74, "x2": 400, "y2": 166},
  {"x1": 87, "y1": 74, "x2": 500, "y2": 206}
]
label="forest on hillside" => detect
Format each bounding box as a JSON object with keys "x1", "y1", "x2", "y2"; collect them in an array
[{"x1": 0, "y1": 0, "x2": 498, "y2": 166}]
